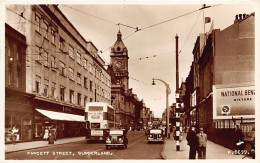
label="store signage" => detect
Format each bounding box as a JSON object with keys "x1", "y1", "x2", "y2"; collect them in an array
[{"x1": 213, "y1": 85, "x2": 255, "y2": 119}]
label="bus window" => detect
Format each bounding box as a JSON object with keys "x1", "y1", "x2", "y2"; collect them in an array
[
  {"x1": 86, "y1": 121, "x2": 90, "y2": 129},
  {"x1": 91, "y1": 123, "x2": 100, "y2": 129}
]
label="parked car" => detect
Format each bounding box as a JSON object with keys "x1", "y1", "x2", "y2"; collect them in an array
[
  {"x1": 106, "y1": 129, "x2": 128, "y2": 149},
  {"x1": 147, "y1": 128, "x2": 164, "y2": 144}
]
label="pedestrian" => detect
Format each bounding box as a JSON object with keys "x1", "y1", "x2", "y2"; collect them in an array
[
  {"x1": 186, "y1": 126, "x2": 198, "y2": 159},
  {"x1": 43, "y1": 126, "x2": 49, "y2": 141},
  {"x1": 172, "y1": 126, "x2": 176, "y2": 139},
  {"x1": 234, "y1": 125, "x2": 244, "y2": 151},
  {"x1": 196, "y1": 127, "x2": 207, "y2": 159},
  {"x1": 250, "y1": 127, "x2": 255, "y2": 159},
  {"x1": 11, "y1": 125, "x2": 19, "y2": 145},
  {"x1": 51, "y1": 125, "x2": 57, "y2": 141}
]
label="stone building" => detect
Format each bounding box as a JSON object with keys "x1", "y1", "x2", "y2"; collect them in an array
[
  {"x1": 184, "y1": 13, "x2": 255, "y2": 149},
  {"x1": 5, "y1": 5, "x2": 111, "y2": 140},
  {"x1": 109, "y1": 31, "x2": 144, "y2": 129}
]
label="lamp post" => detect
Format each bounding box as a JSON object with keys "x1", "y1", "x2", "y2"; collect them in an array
[{"x1": 152, "y1": 78, "x2": 171, "y2": 139}]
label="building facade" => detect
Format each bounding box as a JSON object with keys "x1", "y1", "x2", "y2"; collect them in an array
[
  {"x1": 109, "y1": 31, "x2": 144, "y2": 130},
  {"x1": 183, "y1": 13, "x2": 255, "y2": 149},
  {"x1": 5, "y1": 5, "x2": 111, "y2": 141},
  {"x1": 5, "y1": 24, "x2": 35, "y2": 142}
]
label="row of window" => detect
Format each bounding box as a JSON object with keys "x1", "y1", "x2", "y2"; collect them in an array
[
  {"x1": 35, "y1": 75, "x2": 111, "y2": 106},
  {"x1": 34, "y1": 46, "x2": 110, "y2": 87},
  {"x1": 34, "y1": 10, "x2": 110, "y2": 86}
]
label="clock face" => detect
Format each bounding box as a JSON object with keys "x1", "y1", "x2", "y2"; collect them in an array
[{"x1": 115, "y1": 61, "x2": 123, "y2": 68}]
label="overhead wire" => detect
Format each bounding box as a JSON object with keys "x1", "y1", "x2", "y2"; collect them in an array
[{"x1": 6, "y1": 7, "x2": 110, "y2": 66}]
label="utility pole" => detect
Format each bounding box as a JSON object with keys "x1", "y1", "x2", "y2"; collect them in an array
[{"x1": 175, "y1": 34, "x2": 180, "y2": 151}]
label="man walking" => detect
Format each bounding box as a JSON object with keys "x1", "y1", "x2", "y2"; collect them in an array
[
  {"x1": 186, "y1": 126, "x2": 198, "y2": 159},
  {"x1": 197, "y1": 127, "x2": 207, "y2": 159}
]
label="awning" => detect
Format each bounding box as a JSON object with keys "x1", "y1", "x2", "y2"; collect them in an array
[{"x1": 36, "y1": 108, "x2": 85, "y2": 122}]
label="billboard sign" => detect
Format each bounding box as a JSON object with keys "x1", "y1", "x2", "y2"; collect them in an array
[{"x1": 213, "y1": 85, "x2": 255, "y2": 119}]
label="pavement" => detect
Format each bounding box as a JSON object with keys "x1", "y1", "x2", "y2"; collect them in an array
[
  {"x1": 5, "y1": 136, "x2": 85, "y2": 154},
  {"x1": 161, "y1": 132, "x2": 252, "y2": 159}
]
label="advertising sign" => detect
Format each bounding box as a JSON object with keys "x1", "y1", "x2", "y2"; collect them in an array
[
  {"x1": 213, "y1": 85, "x2": 255, "y2": 119},
  {"x1": 91, "y1": 130, "x2": 103, "y2": 136}
]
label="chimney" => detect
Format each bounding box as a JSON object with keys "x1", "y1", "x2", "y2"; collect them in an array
[
  {"x1": 234, "y1": 15, "x2": 239, "y2": 23},
  {"x1": 239, "y1": 14, "x2": 242, "y2": 20}
]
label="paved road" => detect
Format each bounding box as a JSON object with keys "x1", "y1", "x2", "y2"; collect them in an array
[{"x1": 5, "y1": 131, "x2": 163, "y2": 160}]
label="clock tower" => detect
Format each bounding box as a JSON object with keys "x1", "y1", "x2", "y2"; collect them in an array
[{"x1": 110, "y1": 30, "x2": 129, "y2": 91}]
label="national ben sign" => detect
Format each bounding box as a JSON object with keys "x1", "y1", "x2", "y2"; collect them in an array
[{"x1": 213, "y1": 85, "x2": 255, "y2": 119}]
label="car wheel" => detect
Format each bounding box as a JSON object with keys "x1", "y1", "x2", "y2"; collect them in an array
[{"x1": 124, "y1": 144, "x2": 127, "y2": 149}]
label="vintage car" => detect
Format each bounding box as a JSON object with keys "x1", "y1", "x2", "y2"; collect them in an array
[
  {"x1": 147, "y1": 128, "x2": 164, "y2": 144},
  {"x1": 106, "y1": 129, "x2": 128, "y2": 149}
]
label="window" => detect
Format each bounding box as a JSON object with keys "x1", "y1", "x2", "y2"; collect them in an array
[
  {"x1": 43, "y1": 79, "x2": 49, "y2": 97},
  {"x1": 90, "y1": 80, "x2": 93, "y2": 91},
  {"x1": 69, "y1": 67, "x2": 74, "y2": 80},
  {"x1": 51, "y1": 56, "x2": 55, "y2": 69},
  {"x1": 77, "y1": 93, "x2": 81, "y2": 106},
  {"x1": 43, "y1": 22, "x2": 48, "y2": 39},
  {"x1": 77, "y1": 52, "x2": 81, "y2": 64},
  {"x1": 69, "y1": 90, "x2": 74, "y2": 104},
  {"x1": 43, "y1": 51, "x2": 48, "y2": 67},
  {"x1": 51, "y1": 28, "x2": 55, "y2": 44},
  {"x1": 77, "y1": 72, "x2": 81, "y2": 84},
  {"x1": 35, "y1": 14, "x2": 40, "y2": 32},
  {"x1": 89, "y1": 63, "x2": 93, "y2": 74},
  {"x1": 69, "y1": 45, "x2": 74, "y2": 59},
  {"x1": 84, "y1": 96, "x2": 88, "y2": 107},
  {"x1": 84, "y1": 77, "x2": 87, "y2": 88},
  {"x1": 36, "y1": 46, "x2": 41, "y2": 63},
  {"x1": 83, "y1": 58, "x2": 87, "y2": 69},
  {"x1": 90, "y1": 98, "x2": 93, "y2": 102},
  {"x1": 59, "y1": 61, "x2": 65, "y2": 76},
  {"x1": 59, "y1": 37, "x2": 65, "y2": 51},
  {"x1": 35, "y1": 75, "x2": 41, "y2": 93},
  {"x1": 51, "y1": 82, "x2": 56, "y2": 97},
  {"x1": 60, "y1": 86, "x2": 65, "y2": 101}
]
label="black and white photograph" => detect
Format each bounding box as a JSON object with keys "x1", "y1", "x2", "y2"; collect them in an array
[{"x1": 1, "y1": 0, "x2": 259, "y2": 162}]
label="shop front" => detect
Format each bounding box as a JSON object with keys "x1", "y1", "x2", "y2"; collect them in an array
[
  {"x1": 33, "y1": 97, "x2": 86, "y2": 140},
  {"x1": 5, "y1": 88, "x2": 35, "y2": 143}
]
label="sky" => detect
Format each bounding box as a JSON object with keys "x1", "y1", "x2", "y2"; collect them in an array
[{"x1": 56, "y1": 1, "x2": 258, "y2": 118}]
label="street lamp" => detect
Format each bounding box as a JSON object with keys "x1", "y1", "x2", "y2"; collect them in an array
[{"x1": 152, "y1": 78, "x2": 171, "y2": 139}]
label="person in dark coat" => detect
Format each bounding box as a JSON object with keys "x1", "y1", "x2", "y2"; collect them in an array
[
  {"x1": 234, "y1": 125, "x2": 244, "y2": 150},
  {"x1": 186, "y1": 126, "x2": 198, "y2": 159}
]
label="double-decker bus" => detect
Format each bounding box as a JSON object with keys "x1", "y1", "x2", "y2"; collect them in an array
[{"x1": 85, "y1": 102, "x2": 115, "y2": 142}]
